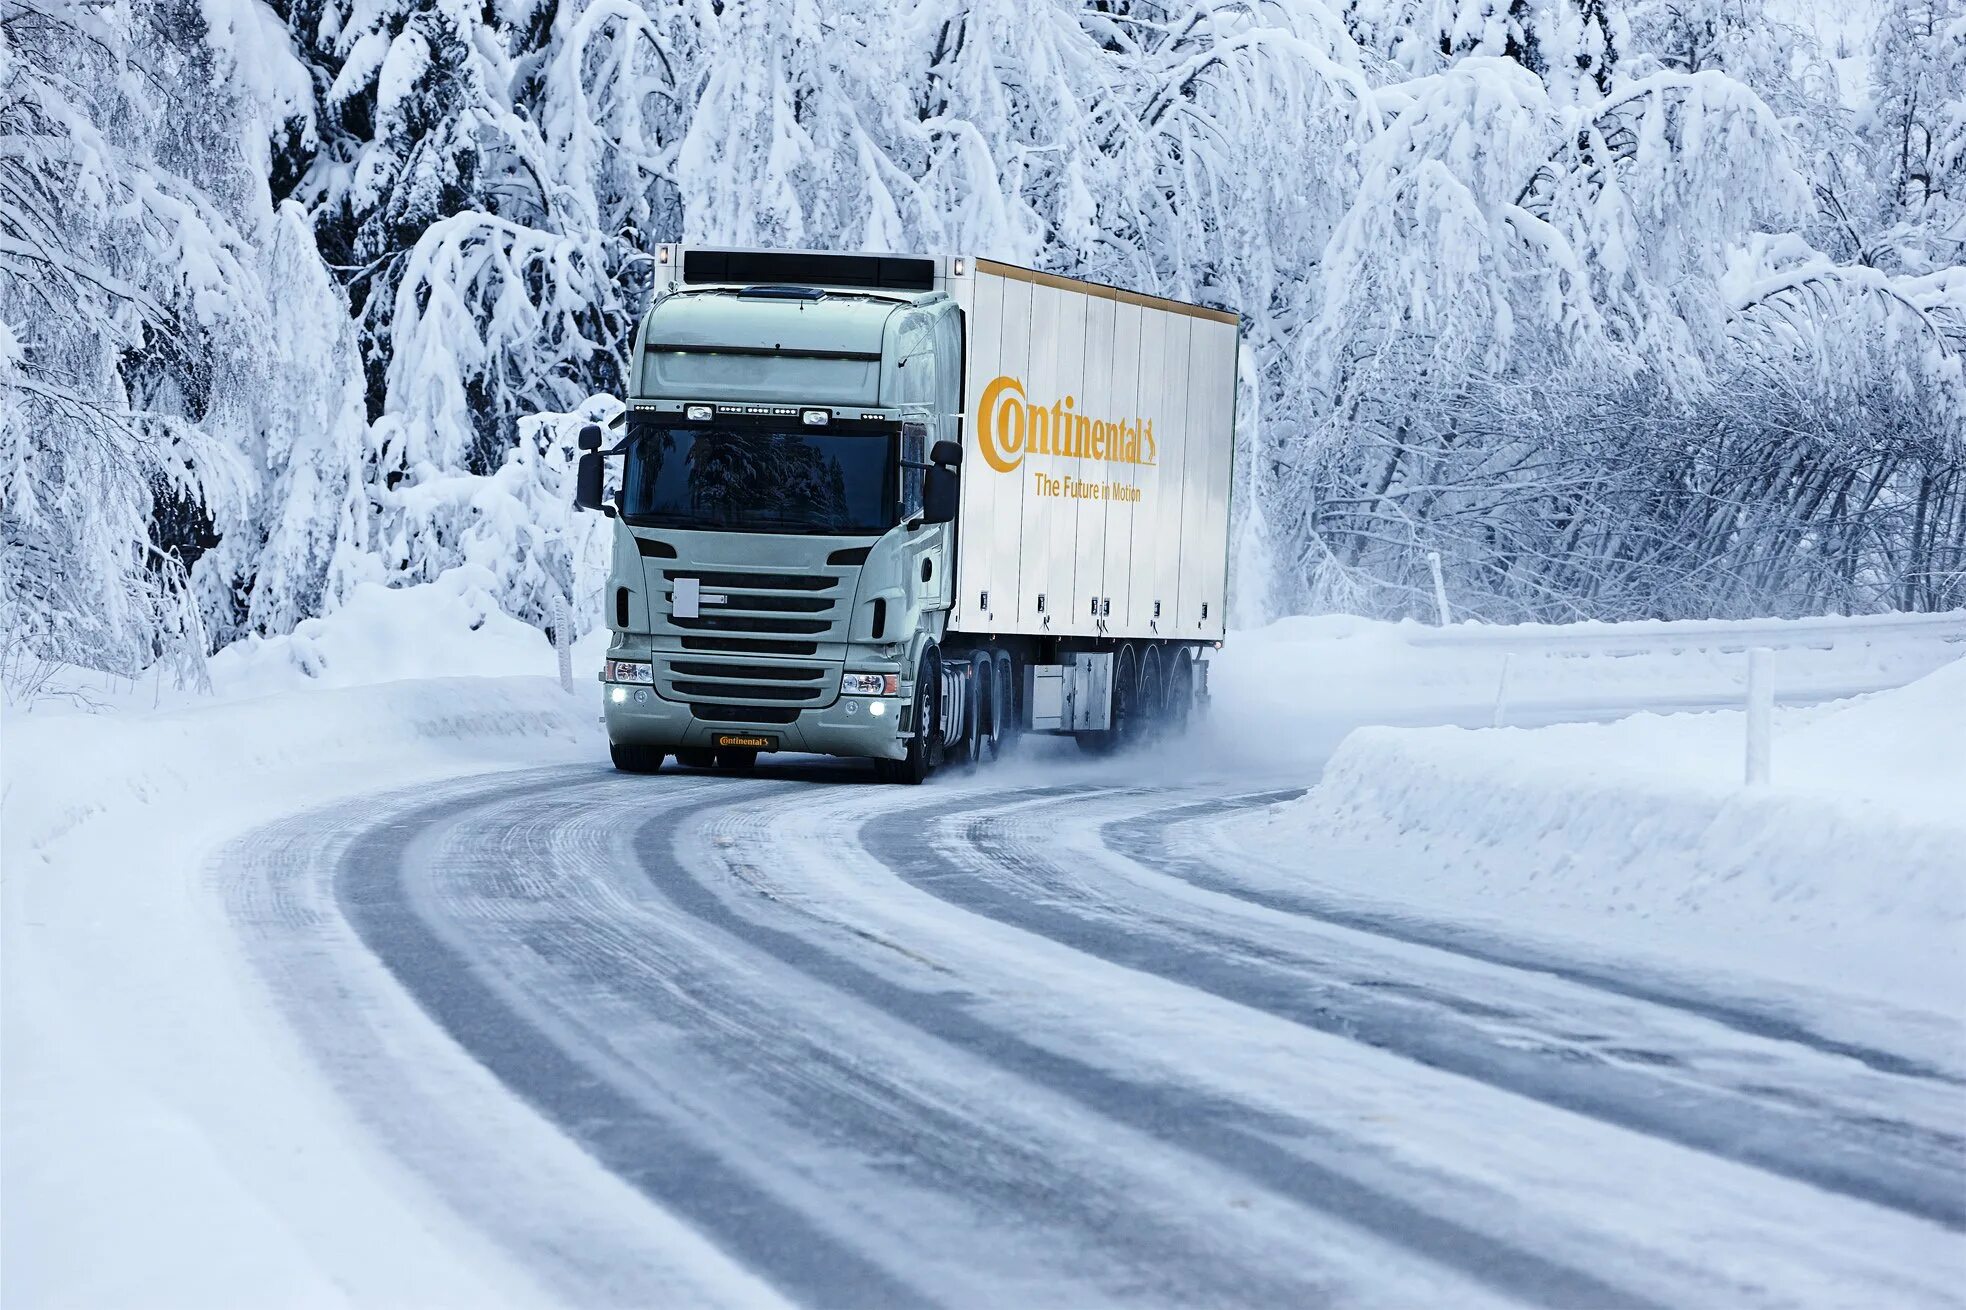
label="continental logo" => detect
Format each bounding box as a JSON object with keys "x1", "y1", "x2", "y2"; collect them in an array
[{"x1": 976, "y1": 375, "x2": 1158, "y2": 475}]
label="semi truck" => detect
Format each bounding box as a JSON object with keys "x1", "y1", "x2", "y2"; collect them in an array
[{"x1": 574, "y1": 246, "x2": 1238, "y2": 783}]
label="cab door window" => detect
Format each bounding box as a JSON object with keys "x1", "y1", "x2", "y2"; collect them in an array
[{"x1": 900, "y1": 419, "x2": 928, "y2": 520}]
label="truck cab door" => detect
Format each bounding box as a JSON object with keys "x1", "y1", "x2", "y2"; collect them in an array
[{"x1": 898, "y1": 416, "x2": 949, "y2": 613}]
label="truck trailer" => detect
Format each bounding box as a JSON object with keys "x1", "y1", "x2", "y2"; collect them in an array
[{"x1": 575, "y1": 246, "x2": 1239, "y2": 782}]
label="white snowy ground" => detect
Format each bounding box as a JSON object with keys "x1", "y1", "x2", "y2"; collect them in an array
[
  {"x1": 4, "y1": 576, "x2": 774, "y2": 1306},
  {"x1": 1212, "y1": 610, "x2": 1966, "y2": 749},
  {"x1": 2, "y1": 680, "x2": 694, "y2": 1309},
  {"x1": 4, "y1": 580, "x2": 1963, "y2": 1306},
  {"x1": 1212, "y1": 655, "x2": 1966, "y2": 1068}
]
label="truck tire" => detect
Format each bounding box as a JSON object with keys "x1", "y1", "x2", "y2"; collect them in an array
[
  {"x1": 971, "y1": 651, "x2": 1000, "y2": 764},
  {"x1": 714, "y1": 749, "x2": 757, "y2": 770},
  {"x1": 610, "y1": 743, "x2": 666, "y2": 774},
  {"x1": 993, "y1": 650, "x2": 1019, "y2": 755},
  {"x1": 676, "y1": 748, "x2": 716, "y2": 769},
  {"x1": 944, "y1": 658, "x2": 977, "y2": 767},
  {"x1": 1163, "y1": 648, "x2": 1195, "y2": 734},
  {"x1": 876, "y1": 648, "x2": 938, "y2": 784},
  {"x1": 1130, "y1": 645, "x2": 1163, "y2": 746}
]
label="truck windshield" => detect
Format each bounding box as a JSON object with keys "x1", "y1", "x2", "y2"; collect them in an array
[{"x1": 619, "y1": 419, "x2": 896, "y2": 535}]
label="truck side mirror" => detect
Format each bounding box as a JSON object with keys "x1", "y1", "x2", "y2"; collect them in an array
[
  {"x1": 578, "y1": 424, "x2": 604, "y2": 452},
  {"x1": 575, "y1": 451, "x2": 606, "y2": 512},
  {"x1": 923, "y1": 465, "x2": 958, "y2": 524},
  {"x1": 930, "y1": 439, "x2": 962, "y2": 467}
]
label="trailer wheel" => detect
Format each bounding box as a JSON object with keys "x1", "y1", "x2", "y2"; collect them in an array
[
  {"x1": 1131, "y1": 645, "x2": 1163, "y2": 746},
  {"x1": 610, "y1": 743, "x2": 666, "y2": 774},
  {"x1": 1163, "y1": 649, "x2": 1195, "y2": 734},
  {"x1": 876, "y1": 647, "x2": 938, "y2": 784},
  {"x1": 993, "y1": 650, "x2": 1019, "y2": 755}
]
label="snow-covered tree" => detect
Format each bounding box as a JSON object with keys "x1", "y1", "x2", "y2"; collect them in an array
[
  {"x1": 197, "y1": 201, "x2": 377, "y2": 638},
  {"x1": 1, "y1": 0, "x2": 286, "y2": 693},
  {"x1": 1345, "y1": 0, "x2": 1619, "y2": 98},
  {"x1": 7, "y1": 0, "x2": 1962, "y2": 702},
  {"x1": 1862, "y1": 0, "x2": 1966, "y2": 273}
]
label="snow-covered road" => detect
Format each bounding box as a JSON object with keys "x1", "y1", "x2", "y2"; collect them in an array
[{"x1": 215, "y1": 752, "x2": 1964, "y2": 1308}]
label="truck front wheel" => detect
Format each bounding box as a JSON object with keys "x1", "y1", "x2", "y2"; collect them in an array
[
  {"x1": 875, "y1": 648, "x2": 938, "y2": 784},
  {"x1": 611, "y1": 743, "x2": 667, "y2": 774}
]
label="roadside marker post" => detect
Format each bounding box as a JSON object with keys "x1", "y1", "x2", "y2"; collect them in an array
[
  {"x1": 553, "y1": 587, "x2": 574, "y2": 694},
  {"x1": 1745, "y1": 647, "x2": 1773, "y2": 786}
]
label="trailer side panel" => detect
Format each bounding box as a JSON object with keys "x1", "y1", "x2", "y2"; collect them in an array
[{"x1": 955, "y1": 262, "x2": 1236, "y2": 642}]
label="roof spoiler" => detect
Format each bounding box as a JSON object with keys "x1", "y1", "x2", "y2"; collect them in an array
[{"x1": 682, "y1": 249, "x2": 936, "y2": 292}]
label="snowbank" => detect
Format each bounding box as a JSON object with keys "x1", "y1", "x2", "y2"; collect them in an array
[
  {"x1": 23, "y1": 566, "x2": 611, "y2": 716},
  {"x1": 206, "y1": 566, "x2": 587, "y2": 696},
  {"x1": 1229, "y1": 657, "x2": 1966, "y2": 1018},
  {"x1": 2, "y1": 582, "x2": 618, "y2": 1309}
]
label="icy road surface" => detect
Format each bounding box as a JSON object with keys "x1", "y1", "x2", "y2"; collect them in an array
[{"x1": 219, "y1": 752, "x2": 1963, "y2": 1308}]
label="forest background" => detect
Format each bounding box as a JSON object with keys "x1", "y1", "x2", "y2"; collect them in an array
[{"x1": 3, "y1": 0, "x2": 1961, "y2": 697}]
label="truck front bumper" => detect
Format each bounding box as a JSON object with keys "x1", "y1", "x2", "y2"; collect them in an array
[{"x1": 603, "y1": 684, "x2": 910, "y2": 761}]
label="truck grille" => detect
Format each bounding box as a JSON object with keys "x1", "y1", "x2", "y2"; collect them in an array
[
  {"x1": 679, "y1": 636, "x2": 818, "y2": 656},
  {"x1": 672, "y1": 680, "x2": 821, "y2": 701},
  {"x1": 666, "y1": 570, "x2": 832, "y2": 591},
  {"x1": 656, "y1": 655, "x2": 835, "y2": 710},
  {"x1": 669, "y1": 660, "x2": 816, "y2": 681},
  {"x1": 690, "y1": 703, "x2": 801, "y2": 724},
  {"x1": 669, "y1": 614, "x2": 832, "y2": 635},
  {"x1": 651, "y1": 556, "x2": 861, "y2": 715},
  {"x1": 657, "y1": 568, "x2": 848, "y2": 642}
]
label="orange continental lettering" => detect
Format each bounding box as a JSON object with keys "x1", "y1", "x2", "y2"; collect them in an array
[
  {"x1": 977, "y1": 375, "x2": 1027, "y2": 473},
  {"x1": 974, "y1": 375, "x2": 1160, "y2": 475}
]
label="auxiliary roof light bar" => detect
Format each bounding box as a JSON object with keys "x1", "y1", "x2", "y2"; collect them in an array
[{"x1": 681, "y1": 403, "x2": 833, "y2": 425}]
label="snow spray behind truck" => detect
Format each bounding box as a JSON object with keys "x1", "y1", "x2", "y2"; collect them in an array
[{"x1": 575, "y1": 246, "x2": 1239, "y2": 783}]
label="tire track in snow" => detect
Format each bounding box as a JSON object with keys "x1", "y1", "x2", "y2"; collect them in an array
[
  {"x1": 333, "y1": 770, "x2": 1421, "y2": 1309},
  {"x1": 651, "y1": 779, "x2": 1660, "y2": 1310},
  {"x1": 1111, "y1": 791, "x2": 1966, "y2": 1086},
  {"x1": 224, "y1": 759, "x2": 1961, "y2": 1307},
  {"x1": 217, "y1": 767, "x2": 797, "y2": 1310},
  {"x1": 336, "y1": 776, "x2": 931, "y2": 1308},
  {"x1": 863, "y1": 787, "x2": 1966, "y2": 1229}
]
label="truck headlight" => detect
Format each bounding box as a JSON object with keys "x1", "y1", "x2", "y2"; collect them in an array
[
  {"x1": 606, "y1": 659, "x2": 653, "y2": 685},
  {"x1": 841, "y1": 672, "x2": 899, "y2": 695}
]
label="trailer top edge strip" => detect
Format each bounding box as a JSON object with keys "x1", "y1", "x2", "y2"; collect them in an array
[{"x1": 972, "y1": 258, "x2": 1240, "y2": 326}]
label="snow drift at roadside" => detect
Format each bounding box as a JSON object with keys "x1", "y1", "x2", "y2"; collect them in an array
[
  {"x1": 1, "y1": 586, "x2": 618, "y2": 1310},
  {"x1": 1233, "y1": 657, "x2": 1966, "y2": 1019}
]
